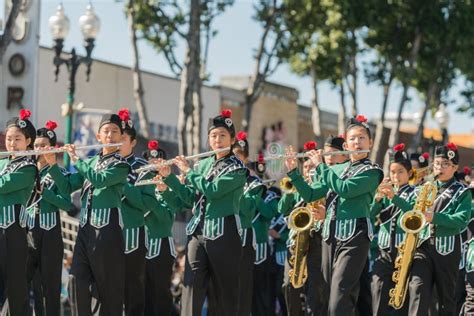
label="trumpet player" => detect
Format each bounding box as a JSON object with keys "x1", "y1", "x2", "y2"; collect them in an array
[
  {"x1": 285, "y1": 115, "x2": 383, "y2": 316},
  {"x1": 370, "y1": 143, "x2": 416, "y2": 315},
  {"x1": 118, "y1": 109, "x2": 158, "y2": 316},
  {"x1": 43, "y1": 111, "x2": 130, "y2": 315},
  {"x1": 406, "y1": 143, "x2": 471, "y2": 316},
  {"x1": 26, "y1": 121, "x2": 73, "y2": 316},
  {"x1": 140, "y1": 142, "x2": 187, "y2": 316},
  {"x1": 0, "y1": 110, "x2": 37, "y2": 315}
]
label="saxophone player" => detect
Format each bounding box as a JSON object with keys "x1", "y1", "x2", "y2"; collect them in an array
[
  {"x1": 278, "y1": 140, "x2": 325, "y2": 316},
  {"x1": 285, "y1": 115, "x2": 383, "y2": 316},
  {"x1": 406, "y1": 143, "x2": 471, "y2": 316},
  {"x1": 370, "y1": 143, "x2": 416, "y2": 315}
]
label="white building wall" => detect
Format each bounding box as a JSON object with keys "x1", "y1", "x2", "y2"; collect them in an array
[
  {"x1": 0, "y1": 0, "x2": 41, "y2": 127},
  {"x1": 37, "y1": 47, "x2": 220, "y2": 147}
]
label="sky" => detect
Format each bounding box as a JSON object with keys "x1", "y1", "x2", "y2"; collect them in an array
[{"x1": 40, "y1": 0, "x2": 473, "y2": 134}]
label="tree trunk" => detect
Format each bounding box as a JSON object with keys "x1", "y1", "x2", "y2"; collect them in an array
[
  {"x1": 0, "y1": 0, "x2": 22, "y2": 63},
  {"x1": 338, "y1": 82, "x2": 347, "y2": 135},
  {"x1": 310, "y1": 67, "x2": 322, "y2": 143},
  {"x1": 348, "y1": 30, "x2": 358, "y2": 116},
  {"x1": 410, "y1": 81, "x2": 438, "y2": 152},
  {"x1": 177, "y1": 0, "x2": 202, "y2": 156},
  {"x1": 391, "y1": 29, "x2": 422, "y2": 147},
  {"x1": 371, "y1": 75, "x2": 393, "y2": 164},
  {"x1": 127, "y1": 0, "x2": 150, "y2": 138}
]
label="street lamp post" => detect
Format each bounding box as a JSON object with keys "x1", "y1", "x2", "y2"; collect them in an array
[
  {"x1": 435, "y1": 103, "x2": 450, "y2": 144},
  {"x1": 49, "y1": 4, "x2": 100, "y2": 168}
]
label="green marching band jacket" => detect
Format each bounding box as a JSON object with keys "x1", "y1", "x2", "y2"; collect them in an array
[
  {"x1": 464, "y1": 200, "x2": 474, "y2": 272},
  {"x1": 163, "y1": 154, "x2": 248, "y2": 241},
  {"x1": 253, "y1": 190, "x2": 279, "y2": 264},
  {"x1": 240, "y1": 175, "x2": 265, "y2": 248},
  {"x1": 416, "y1": 178, "x2": 472, "y2": 255},
  {"x1": 142, "y1": 181, "x2": 190, "y2": 259},
  {"x1": 121, "y1": 154, "x2": 157, "y2": 254},
  {"x1": 288, "y1": 158, "x2": 383, "y2": 242},
  {"x1": 26, "y1": 165, "x2": 73, "y2": 230},
  {"x1": 269, "y1": 213, "x2": 289, "y2": 266},
  {"x1": 370, "y1": 184, "x2": 416, "y2": 252},
  {"x1": 0, "y1": 156, "x2": 37, "y2": 229},
  {"x1": 48, "y1": 151, "x2": 130, "y2": 229}
]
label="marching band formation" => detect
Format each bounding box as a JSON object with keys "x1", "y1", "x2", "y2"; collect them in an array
[{"x1": 0, "y1": 108, "x2": 472, "y2": 316}]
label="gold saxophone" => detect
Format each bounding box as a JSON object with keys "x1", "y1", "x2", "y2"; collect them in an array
[
  {"x1": 287, "y1": 199, "x2": 324, "y2": 288},
  {"x1": 388, "y1": 180, "x2": 437, "y2": 309}
]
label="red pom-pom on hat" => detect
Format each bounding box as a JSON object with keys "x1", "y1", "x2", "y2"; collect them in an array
[
  {"x1": 393, "y1": 143, "x2": 405, "y2": 152},
  {"x1": 338, "y1": 134, "x2": 345, "y2": 139},
  {"x1": 148, "y1": 140, "x2": 159, "y2": 150},
  {"x1": 118, "y1": 108, "x2": 130, "y2": 121},
  {"x1": 258, "y1": 152, "x2": 265, "y2": 163},
  {"x1": 19, "y1": 109, "x2": 31, "y2": 120},
  {"x1": 464, "y1": 166, "x2": 472, "y2": 175},
  {"x1": 45, "y1": 120, "x2": 58, "y2": 131},
  {"x1": 304, "y1": 141, "x2": 317, "y2": 151},
  {"x1": 236, "y1": 131, "x2": 247, "y2": 141},
  {"x1": 446, "y1": 143, "x2": 457, "y2": 151},
  {"x1": 221, "y1": 109, "x2": 232, "y2": 118},
  {"x1": 355, "y1": 115, "x2": 368, "y2": 123},
  {"x1": 421, "y1": 152, "x2": 430, "y2": 160}
]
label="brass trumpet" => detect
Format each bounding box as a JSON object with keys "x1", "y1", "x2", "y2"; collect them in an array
[{"x1": 280, "y1": 177, "x2": 296, "y2": 194}]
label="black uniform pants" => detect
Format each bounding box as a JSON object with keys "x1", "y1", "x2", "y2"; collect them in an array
[
  {"x1": 306, "y1": 231, "x2": 325, "y2": 316},
  {"x1": 27, "y1": 212, "x2": 64, "y2": 316},
  {"x1": 144, "y1": 237, "x2": 175, "y2": 316},
  {"x1": 283, "y1": 250, "x2": 305, "y2": 316},
  {"x1": 71, "y1": 209, "x2": 125, "y2": 316},
  {"x1": 322, "y1": 219, "x2": 371, "y2": 316},
  {"x1": 269, "y1": 253, "x2": 286, "y2": 316},
  {"x1": 238, "y1": 229, "x2": 255, "y2": 316},
  {"x1": 252, "y1": 244, "x2": 271, "y2": 316},
  {"x1": 408, "y1": 236, "x2": 461, "y2": 316},
  {"x1": 125, "y1": 227, "x2": 147, "y2": 316},
  {"x1": 463, "y1": 267, "x2": 474, "y2": 315},
  {"x1": 371, "y1": 248, "x2": 401, "y2": 316},
  {"x1": 0, "y1": 206, "x2": 30, "y2": 316},
  {"x1": 181, "y1": 216, "x2": 242, "y2": 316}
]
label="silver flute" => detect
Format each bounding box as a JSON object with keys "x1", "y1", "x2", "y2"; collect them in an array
[
  {"x1": 0, "y1": 143, "x2": 123, "y2": 157},
  {"x1": 264, "y1": 149, "x2": 370, "y2": 161},
  {"x1": 135, "y1": 178, "x2": 165, "y2": 187},
  {"x1": 134, "y1": 147, "x2": 231, "y2": 174}
]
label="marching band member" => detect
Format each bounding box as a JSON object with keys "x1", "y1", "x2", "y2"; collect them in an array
[
  {"x1": 26, "y1": 121, "x2": 72, "y2": 316},
  {"x1": 0, "y1": 110, "x2": 37, "y2": 316},
  {"x1": 462, "y1": 180, "x2": 474, "y2": 315},
  {"x1": 370, "y1": 143, "x2": 416, "y2": 315},
  {"x1": 409, "y1": 152, "x2": 430, "y2": 185},
  {"x1": 279, "y1": 140, "x2": 322, "y2": 316},
  {"x1": 407, "y1": 143, "x2": 471, "y2": 316},
  {"x1": 233, "y1": 131, "x2": 263, "y2": 316},
  {"x1": 118, "y1": 109, "x2": 157, "y2": 315},
  {"x1": 44, "y1": 112, "x2": 130, "y2": 315},
  {"x1": 158, "y1": 109, "x2": 248, "y2": 316},
  {"x1": 269, "y1": 210, "x2": 289, "y2": 316},
  {"x1": 141, "y1": 141, "x2": 185, "y2": 316},
  {"x1": 252, "y1": 184, "x2": 279, "y2": 316},
  {"x1": 285, "y1": 115, "x2": 383, "y2": 316}
]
